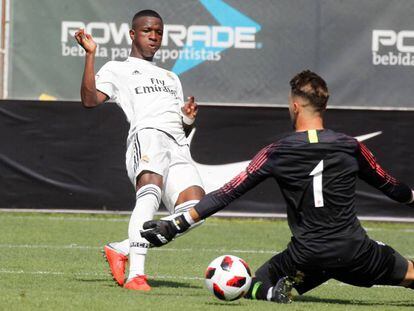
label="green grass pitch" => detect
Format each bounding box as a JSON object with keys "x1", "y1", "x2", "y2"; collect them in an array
[{"x1": 0, "y1": 212, "x2": 413, "y2": 310}]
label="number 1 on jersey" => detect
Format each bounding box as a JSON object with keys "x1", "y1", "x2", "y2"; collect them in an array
[{"x1": 310, "y1": 160, "x2": 324, "y2": 207}]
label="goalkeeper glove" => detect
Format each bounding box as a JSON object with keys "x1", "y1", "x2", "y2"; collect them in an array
[{"x1": 140, "y1": 214, "x2": 191, "y2": 247}]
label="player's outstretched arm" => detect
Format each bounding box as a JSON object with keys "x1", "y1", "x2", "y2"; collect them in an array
[
  {"x1": 74, "y1": 29, "x2": 108, "y2": 108},
  {"x1": 357, "y1": 142, "x2": 414, "y2": 205},
  {"x1": 141, "y1": 144, "x2": 277, "y2": 246}
]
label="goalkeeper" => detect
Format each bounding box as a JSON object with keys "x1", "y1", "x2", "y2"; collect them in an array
[{"x1": 141, "y1": 70, "x2": 414, "y2": 303}]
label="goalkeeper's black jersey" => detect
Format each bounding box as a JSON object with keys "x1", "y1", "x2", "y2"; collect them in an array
[{"x1": 195, "y1": 129, "x2": 412, "y2": 267}]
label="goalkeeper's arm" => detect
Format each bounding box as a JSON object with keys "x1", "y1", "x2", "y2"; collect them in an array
[
  {"x1": 357, "y1": 142, "x2": 414, "y2": 205},
  {"x1": 141, "y1": 170, "x2": 263, "y2": 246},
  {"x1": 141, "y1": 144, "x2": 277, "y2": 246}
]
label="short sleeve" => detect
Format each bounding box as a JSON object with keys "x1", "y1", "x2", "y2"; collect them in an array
[{"x1": 95, "y1": 62, "x2": 118, "y2": 100}]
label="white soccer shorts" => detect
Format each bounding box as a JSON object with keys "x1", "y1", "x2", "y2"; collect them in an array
[{"x1": 126, "y1": 128, "x2": 204, "y2": 213}]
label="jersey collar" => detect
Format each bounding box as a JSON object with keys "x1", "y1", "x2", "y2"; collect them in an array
[{"x1": 126, "y1": 56, "x2": 156, "y2": 67}]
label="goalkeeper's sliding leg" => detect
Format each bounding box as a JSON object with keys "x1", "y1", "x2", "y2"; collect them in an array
[{"x1": 245, "y1": 245, "x2": 414, "y2": 303}]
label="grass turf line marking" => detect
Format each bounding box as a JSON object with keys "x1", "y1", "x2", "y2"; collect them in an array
[
  {"x1": 0, "y1": 215, "x2": 218, "y2": 226},
  {"x1": 0, "y1": 244, "x2": 412, "y2": 258},
  {"x1": 2, "y1": 214, "x2": 413, "y2": 231},
  {"x1": 364, "y1": 228, "x2": 414, "y2": 233},
  {"x1": 0, "y1": 270, "x2": 205, "y2": 282},
  {"x1": 0, "y1": 244, "x2": 278, "y2": 254},
  {"x1": 0, "y1": 215, "x2": 127, "y2": 222},
  {"x1": 2, "y1": 210, "x2": 414, "y2": 223}
]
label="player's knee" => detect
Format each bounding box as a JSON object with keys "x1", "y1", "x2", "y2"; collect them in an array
[
  {"x1": 136, "y1": 171, "x2": 163, "y2": 190},
  {"x1": 175, "y1": 186, "x2": 205, "y2": 205}
]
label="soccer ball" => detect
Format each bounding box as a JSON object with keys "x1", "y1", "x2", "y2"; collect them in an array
[{"x1": 204, "y1": 255, "x2": 252, "y2": 301}]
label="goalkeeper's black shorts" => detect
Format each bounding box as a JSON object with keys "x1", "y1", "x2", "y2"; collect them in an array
[{"x1": 254, "y1": 239, "x2": 408, "y2": 295}]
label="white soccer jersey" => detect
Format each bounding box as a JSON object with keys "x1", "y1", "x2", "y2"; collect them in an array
[{"x1": 95, "y1": 57, "x2": 187, "y2": 145}]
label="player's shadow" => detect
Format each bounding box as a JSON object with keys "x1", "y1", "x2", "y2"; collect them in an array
[
  {"x1": 150, "y1": 279, "x2": 202, "y2": 289},
  {"x1": 205, "y1": 302, "x2": 244, "y2": 307},
  {"x1": 297, "y1": 296, "x2": 414, "y2": 307},
  {"x1": 74, "y1": 277, "x2": 201, "y2": 290},
  {"x1": 74, "y1": 277, "x2": 108, "y2": 283}
]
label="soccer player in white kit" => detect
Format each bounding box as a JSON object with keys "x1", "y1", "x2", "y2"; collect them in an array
[{"x1": 75, "y1": 10, "x2": 205, "y2": 291}]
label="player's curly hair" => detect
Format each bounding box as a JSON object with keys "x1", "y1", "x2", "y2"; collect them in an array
[
  {"x1": 132, "y1": 10, "x2": 163, "y2": 28},
  {"x1": 290, "y1": 70, "x2": 329, "y2": 113}
]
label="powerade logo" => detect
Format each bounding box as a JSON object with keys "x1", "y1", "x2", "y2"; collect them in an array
[
  {"x1": 61, "y1": 0, "x2": 261, "y2": 75},
  {"x1": 155, "y1": 0, "x2": 262, "y2": 75},
  {"x1": 372, "y1": 30, "x2": 414, "y2": 66}
]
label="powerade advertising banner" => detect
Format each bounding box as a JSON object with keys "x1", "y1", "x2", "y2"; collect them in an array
[
  {"x1": 1, "y1": 100, "x2": 413, "y2": 218},
  {"x1": 8, "y1": 0, "x2": 414, "y2": 108}
]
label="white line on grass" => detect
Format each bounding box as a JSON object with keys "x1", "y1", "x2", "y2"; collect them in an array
[
  {"x1": 1, "y1": 214, "x2": 413, "y2": 232},
  {"x1": 0, "y1": 269, "x2": 66, "y2": 276},
  {"x1": 2, "y1": 208, "x2": 414, "y2": 223},
  {"x1": 0, "y1": 215, "x2": 221, "y2": 225},
  {"x1": 0, "y1": 215, "x2": 127, "y2": 222},
  {"x1": 0, "y1": 243, "x2": 278, "y2": 254},
  {"x1": 0, "y1": 244, "x2": 412, "y2": 258},
  {"x1": 0, "y1": 269, "x2": 204, "y2": 280},
  {"x1": 364, "y1": 228, "x2": 414, "y2": 233},
  {"x1": 0, "y1": 244, "x2": 101, "y2": 250}
]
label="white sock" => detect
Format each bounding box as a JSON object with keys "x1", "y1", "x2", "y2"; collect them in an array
[
  {"x1": 174, "y1": 200, "x2": 200, "y2": 214},
  {"x1": 161, "y1": 200, "x2": 204, "y2": 236},
  {"x1": 128, "y1": 184, "x2": 161, "y2": 280},
  {"x1": 109, "y1": 239, "x2": 129, "y2": 256},
  {"x1": 113, "y1": 202, "x2": 200, "y2": 257},
  {"x1": 267, "y1": 287, "x2": 274, "y2": 301}
]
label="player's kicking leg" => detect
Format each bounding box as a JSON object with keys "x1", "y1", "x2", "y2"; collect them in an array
[
  {"x1": 103, "y1": 242, "x2": 128, "y2": 286},
  {"x1": 104, "y1": 138, "x2": 204, "y2": 289},
  {"x1": 165, "y1": 185, "x2": 205, "y2": 234},
  {"x1": 103, "y1": 187, "x2": 204, "y2": 287},
  {"x1": 160, "y1": 145, "x2": 205, "y2": 235},
  {"x1": 122, "y1": 172, "x2": 163, "y2": 291},
  {"x1": 103, "y1": 130, "x2": 170, "y2": 290}
]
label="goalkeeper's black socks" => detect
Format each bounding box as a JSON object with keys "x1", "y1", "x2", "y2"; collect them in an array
[
  {"x1": 244, "y1": 278, "x2": 268, "y2": 300},
  {"x1": 245, "y1": 277, "x2": 294, "y2": 303}
]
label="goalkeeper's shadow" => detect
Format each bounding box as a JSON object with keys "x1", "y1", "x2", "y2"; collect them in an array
[{"x1": 296, "y1": 295, "x2": 414, "y2": 307}]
